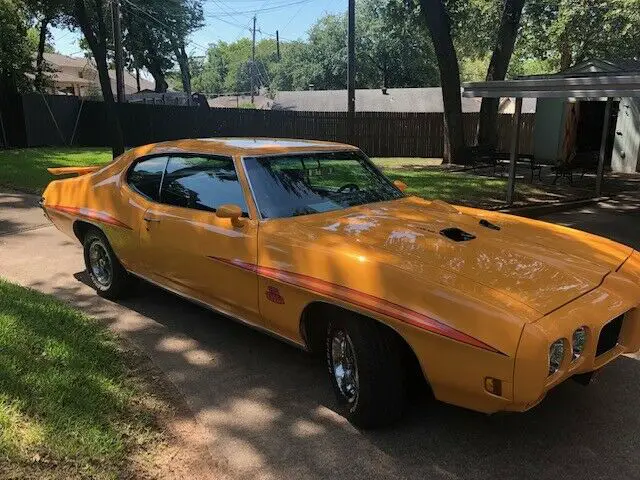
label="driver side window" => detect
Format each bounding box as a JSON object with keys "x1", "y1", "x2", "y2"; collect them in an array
[{"x1": 160, "y1": 155, "x2": 249, "y2": 215}]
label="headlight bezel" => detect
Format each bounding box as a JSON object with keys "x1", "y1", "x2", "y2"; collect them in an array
[
  {"x1": 548, "y1": 338, "x2": 567, "y2": 376},
  {"x1": 571, "y1": 326, "x2": 588, "y2": 361}
]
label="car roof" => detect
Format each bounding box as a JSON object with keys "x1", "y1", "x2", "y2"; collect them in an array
[{"x1": 134, "y1": 138, "x2": 359, "y2": 157}]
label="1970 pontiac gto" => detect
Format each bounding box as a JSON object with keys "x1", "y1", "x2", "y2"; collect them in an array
[{"x1": 41, "y1": 138, "x2": 640, "y2": 428}]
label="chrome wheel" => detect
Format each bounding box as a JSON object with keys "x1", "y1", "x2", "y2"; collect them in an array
[
  {"x1": 331, "y1": 329, "x2": 359, "y2": 404},
  {"x1": 88, "y1": 241, "x2": 112, "y2": 288}
]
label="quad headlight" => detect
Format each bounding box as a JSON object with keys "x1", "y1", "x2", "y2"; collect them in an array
[
  {"x1": 572, "y1": 326, "x2": 587, "y2": 360},
  {"x1": 548, "y1": 339, "x2": 565, "y2": 375}
]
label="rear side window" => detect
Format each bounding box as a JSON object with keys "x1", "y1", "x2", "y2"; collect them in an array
[
  {"x1": 160, "y1": 156, "x2": 249, "y2": 215},
  {"x1": 128, "y1": 156, "x2": 168, "y2": 201}
]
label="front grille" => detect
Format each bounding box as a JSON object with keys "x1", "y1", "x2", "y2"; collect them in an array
[{"x1": 596, "y1": 314, "x2": 625, "y2": 356}]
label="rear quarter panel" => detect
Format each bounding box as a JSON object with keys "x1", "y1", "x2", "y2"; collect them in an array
[{"x1": 42, "y1": 151, "x2": 142, "y2": 269}]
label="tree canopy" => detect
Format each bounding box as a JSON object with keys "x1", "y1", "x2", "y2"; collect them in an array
[
  {"x1": 191, "y1": 0, "x2": 440, "y2": 95},
  {"x1": 0, "y1": 0, "x2": 35, "y2": 94}
]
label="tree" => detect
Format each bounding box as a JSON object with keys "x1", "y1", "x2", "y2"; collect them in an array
[
  {"x1": 477, "y1": 0, "x2": 526, "y2": 147},
  {"x1": 357, "y1": 0, "x2": 439, "y2": 89},
  {"x1": 71, "y1": 0, "x2": 124, "y2": 156},
  {"x1": 417, "y1": 0, "x2": 467, "y2": 164},
  {"x1": 165, "y1": 0, "x2": 203, "y2": 95},
  {"x1": 192, "y1": 38, "x2": 277, "y2": 94},
  {"x1": 24, "y1": 0, "x2": 70, "y2": 90},
  {"x1": 270, "y1": 42, "x2": 316, "y2": 91},
  {"x1": 517, "y1": 0, "x2": 640, "y2": 72},
  {"x1": 0, "y1": 0, "x2": 35, "y2": 95},
  {"x1": 120, "y1": 0, "x2": 202, "y2": 94},
  {"x1": 271, "y1": 2, "x2": 440, "y2": 93},
  {"x1": 121, "y1": 0, "x2": 174, "y2": 93}
]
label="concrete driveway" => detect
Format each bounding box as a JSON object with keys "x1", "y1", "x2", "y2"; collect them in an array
[{"x1": 1, "y1": 191, "x2": 639, "y2": 480}]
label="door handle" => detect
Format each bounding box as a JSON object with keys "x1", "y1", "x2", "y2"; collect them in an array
[{"x1": 143, "y1": 216, "x2": 161, "y2": 223}]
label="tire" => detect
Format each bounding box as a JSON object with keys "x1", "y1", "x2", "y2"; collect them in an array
[
  {"x1": 83, "y1": 227, "x2": 134, "y2": 300},
  {"x1": 326, "y1": 313, "x2": 407, "y2": 429}
]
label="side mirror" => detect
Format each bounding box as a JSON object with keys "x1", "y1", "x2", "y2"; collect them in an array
[
  {"x1": 393, "y1": 179, "x2": 408, "y2": 192},
  {"x1": 216, "y1": 204, "x2": 246, "y2": 227}
]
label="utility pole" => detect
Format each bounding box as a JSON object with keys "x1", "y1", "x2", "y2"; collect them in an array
[
  {"x1": 276, "y1": 30, "x2": 281, "y2": 61},
  {"x1": 112, "y1": 0, "x2": 126, "y2": 103},
  {"x1": 347, "y1": 0, "x2": 356, "y2": 116},
  {"x1": 251, "y1": 15, "x2": 256, "y2": 104}
]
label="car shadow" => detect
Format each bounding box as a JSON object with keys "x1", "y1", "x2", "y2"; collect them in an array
[{"x1": 70, "y1": 270, "x2": 640, "y2": 480}]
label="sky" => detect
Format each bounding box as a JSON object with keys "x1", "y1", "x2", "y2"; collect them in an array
[{"x1": 51, "y1": 0, "x2": 346, "y2": 58}]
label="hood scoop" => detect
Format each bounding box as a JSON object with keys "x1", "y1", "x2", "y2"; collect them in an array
[
  {"x1": 479, "y1": 219, "x2": 501, "y2": 231},
  {"x1": 440, "y1": 227, "x2": 476, "y2": 242}
]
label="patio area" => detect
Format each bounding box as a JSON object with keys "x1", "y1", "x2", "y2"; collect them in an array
[{"x1": 382, "y1": 157, "x2": 640, "y2": 209}]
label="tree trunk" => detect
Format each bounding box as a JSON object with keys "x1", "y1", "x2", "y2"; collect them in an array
[
  {"x1": 35, "y1": 15, "x2": 51, "y2": 91},
  {"x1": 143, "y1": 36, "x2": 169, "y2": 93},
  {"x1": 560, "y1": 35, "x2": 572, "y2": 70},
  {"x1": 418, "y1": 0, "x2": 466, "y2": 164},
  {"x1": 136, "y1": 68, "x2": 141, "y2": 92},
  {"x1": 173, "y1": 39, "x2": 192, "y2": 95},
  {"x1": 74, "y1": 0, "x2": 124, "y2": 157},
  {"x1": 477, "y1": 0, "x2": 526, "y2": 148},
  {"x1": 149, "y1": 66, "x2": 168, "y2": 93}
]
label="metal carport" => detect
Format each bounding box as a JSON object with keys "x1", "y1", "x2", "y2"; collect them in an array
[{"x1": 462, "y1": 74, "x2": 640, "y2": 204}]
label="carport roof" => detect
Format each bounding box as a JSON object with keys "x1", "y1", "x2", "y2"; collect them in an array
[{"x1": 462, "y1": 74, "x2": 640, "y2": 98}]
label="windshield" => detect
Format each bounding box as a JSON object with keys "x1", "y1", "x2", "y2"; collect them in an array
[{"x1": 243, "y1": 151, "x2": 404, "y2": 219}]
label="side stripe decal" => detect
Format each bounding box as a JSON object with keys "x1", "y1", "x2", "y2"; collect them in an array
[
  {"x1": 208, "y1": 256, "x2": 504, "y2": 355},
  {"x1": 48, "y1": 205, "x2": 132, "y2": 230}
]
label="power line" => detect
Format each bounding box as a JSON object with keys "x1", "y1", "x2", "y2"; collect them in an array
[
  {"x1": 282, "y1": 0, "x2": 307, "y2": 31},
  {"x1": 203, "y1": 0, "x2": 315, "y2": 17},
  {"x1": 121, "y1": 0, "x2": 212, "y2": 53}
]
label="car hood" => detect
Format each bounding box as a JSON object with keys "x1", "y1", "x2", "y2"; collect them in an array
[{"x1": 276, "y1": 197, "x2": 632, "y2": 316}]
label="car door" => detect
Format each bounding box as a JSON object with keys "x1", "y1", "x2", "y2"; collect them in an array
[
  {"x1": 118, "y1": 155, "x2": 169, "y2": 271},
  {"x1": 138, "y1": 154, "x2": 261, "y2": 325}
]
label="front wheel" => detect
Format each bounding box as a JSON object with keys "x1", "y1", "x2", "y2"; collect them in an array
[
  {"x1": 326, "y1": 315, "x2": 407, "y2": 429},
  {"x1": 83, "y1": 227, "x2": 134, "y2": 300}
]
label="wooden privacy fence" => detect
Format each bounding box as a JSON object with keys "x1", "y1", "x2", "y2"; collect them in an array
[{"x1": 6, "y1": 94, "x2": 535, "y2": 157}]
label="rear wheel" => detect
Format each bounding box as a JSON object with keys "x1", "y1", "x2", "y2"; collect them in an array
[
  {"x1": 326, "y1": 314, "x2": 407, "y2": 429},
  {"x1": 83, "y1": 227, "x2": 134, "y2": 300}
]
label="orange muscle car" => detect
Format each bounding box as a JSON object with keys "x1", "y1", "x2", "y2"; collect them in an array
[{"x1": 41, "y1": 138, "x2": 640, "y2": 428}]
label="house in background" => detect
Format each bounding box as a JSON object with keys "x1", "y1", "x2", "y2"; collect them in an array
[
  {"x1": 207, "y1": 93, "x2": 271, "y2": 109},
  {"x1": 269, "y1": 88, "x2": 537, "y2": 114},
  {"x1": 41, "y1": 52, "x2": 154, "y2": 97},
  {"x1": 204, "y1": 87, "x2": 537, "y2": 113},
  {"x1": 527, "y1": 59, "x2": 640, "y2": 173}
]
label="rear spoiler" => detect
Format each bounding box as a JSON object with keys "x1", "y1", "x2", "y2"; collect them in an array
[{"x1": 47, "y1": 166, "x2": 102, "y2": 176}]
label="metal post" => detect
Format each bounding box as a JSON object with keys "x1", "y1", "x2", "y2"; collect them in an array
[
  {"x1": 596, "y1": 98, "x2": 613, "y2": 197},
  {"x1": 347, "y1": 0, "x2": 356, "y2": 115},
  {"x1": 506, "y1": 97, "x2": 523, "y2": 205},
  {"x1": 112, "y1": 0, "x2": 126, "y2": 103},
  {"x1": 251, "y1": 15, "x2": 256, "y2": 104},
  {"x1": 276, "y1": 30, "x2": 281, "y2": 61}
]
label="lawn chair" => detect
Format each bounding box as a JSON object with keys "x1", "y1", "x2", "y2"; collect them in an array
[{"x1": 551, "y1": 151, "x2": 600, "y2": 185}]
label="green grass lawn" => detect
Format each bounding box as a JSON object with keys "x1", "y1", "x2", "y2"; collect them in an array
[
  {"x1": 0, "y1": 147, "x2": 112, "y2": 194},
  {"x1": 0, "y1": 147, "x2": 536, "y2": 205},
  {"x1": 0, "y1": 279, "x2": 162, "y2": 478},
  {"x1": 373, "y1": 157, "x2": 538, "y2": 205}
]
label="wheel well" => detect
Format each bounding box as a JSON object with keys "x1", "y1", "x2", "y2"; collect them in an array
[
  {"x1": 300, "y1": 302, "x2": 424, "y2": 383},
  {"x1": 72, "y1": 220, "x2": 96, "y2": 243}
]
